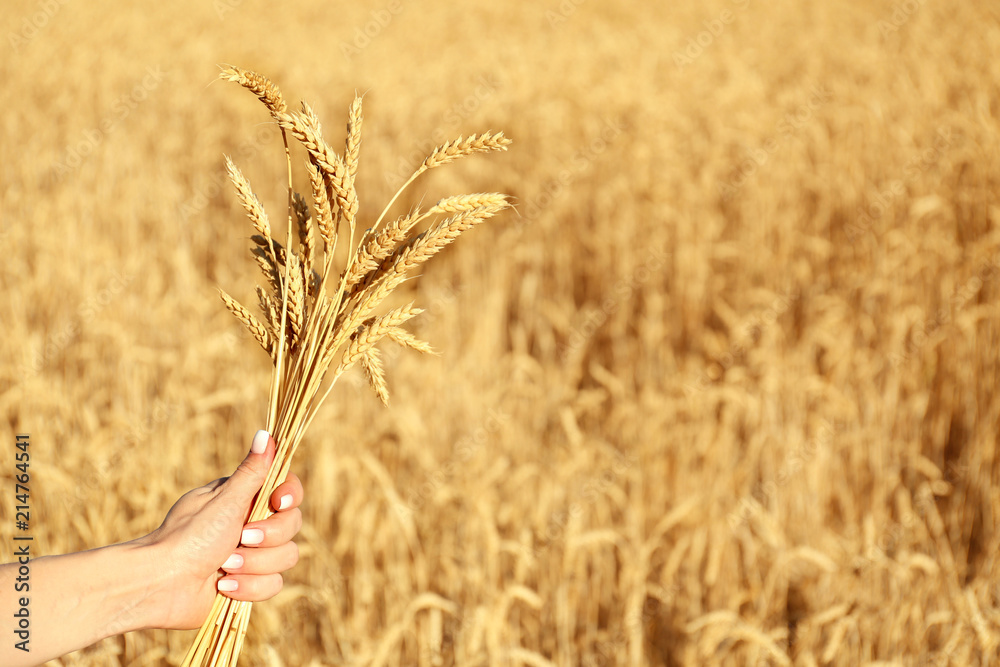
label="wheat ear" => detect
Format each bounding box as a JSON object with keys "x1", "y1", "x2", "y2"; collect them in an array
[
  {"x1": 225, "y1": 157, "x2": 271, "y2": 239},
  {"x1": 360, "y1": 347, "x2": 389, "y2": 406},
  {"x1": 219, "y1": 289, "x2": 273, "y2": 357},
  {"x1": 219, "y1": 65, "x2": 287, "y2": 115}
]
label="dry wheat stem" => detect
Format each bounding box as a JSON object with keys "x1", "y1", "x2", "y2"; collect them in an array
[
  {"x1": 281, "y1": 281, "x2": 344, "y2": 431},
  {"x1": 264, "y1": 124, "x2": 297, "y2": 435}
]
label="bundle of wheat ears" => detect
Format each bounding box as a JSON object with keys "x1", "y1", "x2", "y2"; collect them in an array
[{"x1": 182, "y1": 66, "x2": 510, "y2": 666}]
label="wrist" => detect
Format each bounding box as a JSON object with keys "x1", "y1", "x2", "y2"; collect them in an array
[
  {"x1": 97, "y1": 538, "x2": 175, "y2": 634},
  {"x1": 12, "y1": 538, "x2": 175, "y2": 660}
]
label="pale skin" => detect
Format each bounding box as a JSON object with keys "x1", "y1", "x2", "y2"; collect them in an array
[{"x1": 0, "y1": 430, "x2": 303, "y2": 667}]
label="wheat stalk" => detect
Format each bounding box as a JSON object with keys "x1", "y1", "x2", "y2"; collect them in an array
[{"x1": 182, "y1": 67, "x2": 510, "y2": 667}]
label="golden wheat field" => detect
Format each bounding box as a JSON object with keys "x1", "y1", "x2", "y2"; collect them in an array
[{"x1": 2, "y1": 0, "x2": 1000, "y2": 664}]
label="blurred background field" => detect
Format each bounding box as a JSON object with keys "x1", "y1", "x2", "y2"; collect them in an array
[{"x1": 2, "y1": 0, "x2": 1000, "y2": 665}]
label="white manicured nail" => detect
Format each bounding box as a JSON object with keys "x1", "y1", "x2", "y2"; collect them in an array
[
  {"x1": 278, "y1": 494, "x2": 293, "y2": 511},
  {"x1": 218, "y1": 579, "x2": 238, "y2": 592},
  {"x1": 251, "y1": 430, "x2": 269, "y2": 454},
  {"x1": 241, "y1": 528, "x2": 264, "y2": 545},
  {"x1": 222, "y1": 553, "x2": 243, "y2": 570}
]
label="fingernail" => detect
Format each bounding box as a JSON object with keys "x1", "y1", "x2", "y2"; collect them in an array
[
  {"x1": 241, "y1": 528, "x2": 264, "y2": 545},
  {"x1": 222, "y1": 553, "x2": 244, "y2": 570},
  {"x1": 279, "y1": 494, "x2": 293, "y2": 511},
  {"x1": 217, "y1": 579, "x2": 239, "y2": 592},
  {"x1": 251, "y1": 430, "x2": 269, "y2": 454}
]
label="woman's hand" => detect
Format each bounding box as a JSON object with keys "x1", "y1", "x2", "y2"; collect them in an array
[
  {"x1": 0, "y1": 429, "x2": 305, "y2": 667},
  {"x1": 138, "y1": 430, "x2": 304, "y2": 630}
]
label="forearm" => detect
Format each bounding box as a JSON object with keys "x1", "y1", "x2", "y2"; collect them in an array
[{"x1": 0, "y1": 540, "x2": 164, "y2": 667}]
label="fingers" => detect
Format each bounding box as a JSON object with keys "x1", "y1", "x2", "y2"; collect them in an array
[
  {"x1": 216, "y1": 541, "x2": 298, "y2": 601},
  {"x1": 216, "y1": 572, "x2": 285, "y2": 602},
  {"x1": 217, "y1": 430, "x2": 275, "y2": 507},
  {"x1": 269, "y1": 473, "x2": 303, "y2": 512},
  {"x1": 211, "y1": 430, "x2": 304, "y2": 603},
  {"x1": 240, "y1": 508, "x2": 303, "y2": 548},
  {"x1": 221, "y1": 541, "x2": 299, "y2": 576}
]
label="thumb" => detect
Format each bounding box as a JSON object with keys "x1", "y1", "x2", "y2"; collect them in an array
[{"x1": 218, "y1": 429, "x2": 274, "y2": 506}]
